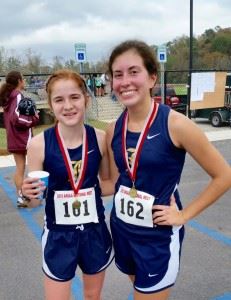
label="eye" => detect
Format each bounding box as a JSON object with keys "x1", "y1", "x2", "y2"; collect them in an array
[
  {"x1": 130, "y1": 69, "x2": 139, "y2": 76},
  {"x1": 72, "y1": 94, "x2": 82, "y2": 100},
  {"x1": 53, "y1": 97, "x2": 63, "y2": 103},
  {"x1": 113, "y1": 73, "x2": 122, "y2": 79}
]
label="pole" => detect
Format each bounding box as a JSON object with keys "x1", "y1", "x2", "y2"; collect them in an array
[
  {"x1": 164, "y1": 70, "x2": 167, "y2": 105},
  {"x1": 80, "y1": 62, "x2": 84, "y2": 74},
  {"x1": 187, "y1": 0, "x2": 193, "y2": 118},
  {"x1": 160, "y1": 63, "x2": 165, "y2": 104}
]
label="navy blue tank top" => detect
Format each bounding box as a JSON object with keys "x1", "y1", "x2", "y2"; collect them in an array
[
  {"x1": 111, "y1": 104, "x2": 186, "y2": 237},
  {"x1": 43, "y1": 124, "x2": 105, "y2": 230}
]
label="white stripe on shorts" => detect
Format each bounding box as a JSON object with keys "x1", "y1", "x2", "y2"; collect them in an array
[
  {"x1": 135, "y1": 226, "x2": 182, "y2": 293},
  {"x1": 41, "y1": 223, "x2": 63, "y2": 281}
]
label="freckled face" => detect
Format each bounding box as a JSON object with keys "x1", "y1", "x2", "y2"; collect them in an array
[
  {"x1": 50, "y1": 79, "x2": 86, "y2": 127},
  {"x1": 111, "y1": 50, "x2": 156, "y2": 107}
]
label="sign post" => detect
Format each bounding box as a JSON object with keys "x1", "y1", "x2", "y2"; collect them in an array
[
  {"x1": 75, "y1": 43, "x2": 87, "y2": 73},
  {"x1": 157, "y1": 45, "x2": 167, "y2": 104}
]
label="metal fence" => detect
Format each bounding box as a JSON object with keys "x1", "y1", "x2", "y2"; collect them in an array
[
  {"x1": 0, "y1": 73, "x2": 123, "y2": 131},
  {"x1": 1, "y1": 70, "x2": 230, "y2": 131}
]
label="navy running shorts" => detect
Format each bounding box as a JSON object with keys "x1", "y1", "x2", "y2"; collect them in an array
[
  {"x1": 110, "y1": 217, "x2": 184, "y2": 294},
  {"x1": 42, "y1": 221, "x2": 114, "y2": 281}
]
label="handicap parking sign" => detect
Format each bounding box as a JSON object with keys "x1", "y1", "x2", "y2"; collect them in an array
[
  {"x1": 157, "y1": 45, "x2": 167, "y2": 63},
  {"x1": 159, "y1": 53, "x2": 165, "y2": 61},
  {"x1": 77, "y1": 52, "x2": 85, "y2": 61},
  {"x1": 75, "y1": 43, "x2": 87, "y2": 62}
]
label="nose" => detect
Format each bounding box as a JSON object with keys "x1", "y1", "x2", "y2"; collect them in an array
[
  {"x1": 63, "y1": 99, "x2": 73, "y2": 110},
  {"x1": 120, "y1": 74, "x2": 130, "y2": 87}
]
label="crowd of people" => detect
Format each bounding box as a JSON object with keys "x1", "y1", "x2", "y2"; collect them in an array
[
  {"x1": 86, "y1": 73, "x2": 107, "y2": 97},
  {"x1": 0, "y1": 40, "x2": 231, "y2": 300}
]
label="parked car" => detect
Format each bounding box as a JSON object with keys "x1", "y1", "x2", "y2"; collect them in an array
[
  {"x1": 152, "y1": 86, "x2": 186, "y2": 114},
  {"x1": 152, "y1": 86, "x2": 180, "y2": 107}
]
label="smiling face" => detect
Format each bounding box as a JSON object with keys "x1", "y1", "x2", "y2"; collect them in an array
[
  {"x1": 111, "y1": 49, "x2": 157, "y2": 107},
  {"x1": 50, "y1": 79, "x2": 87, "y2": 127}
]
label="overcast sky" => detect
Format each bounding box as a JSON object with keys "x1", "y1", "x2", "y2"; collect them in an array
[{"x1": 0, "y1": 0, "x2": 230, "y2": 64}]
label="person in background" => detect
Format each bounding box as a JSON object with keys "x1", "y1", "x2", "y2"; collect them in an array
[
  {"x1": 21, "y1": 69, "x2": 113, "y2": 300},
  {"x1": 105, "y1": 40, "x2": 231, "y2": 300},
  {"x1": 0, "y1": 71, "x2": 39, "y2": 208},
  {"x1": 95, "y1": 74, "x2": 102, "y2": 97},
  {"x1": 86, "y1": 74, "x2": 94, "y2": 94},
  {"x1": 29, "y1": 75, "x2": 36, "y2": 86},
  {"x1": 100, "y1": 73, "x2": 106, "y2": 96}
]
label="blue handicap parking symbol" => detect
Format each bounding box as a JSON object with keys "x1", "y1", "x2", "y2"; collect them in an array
[
  {"x1": 78, "y1": 52, "x2": 85, "y2": 61},
  {"x1": 160, "y1": 53, "x2": 165, "y2": 61}
]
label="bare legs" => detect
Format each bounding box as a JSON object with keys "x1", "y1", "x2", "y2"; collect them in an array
[
  {"x1": 134, "y1": 288, "x2": 170, "y2": 300},
  {"x1": 44, "y1": 277, "x2": 71, "y2": 300},
  {"x1": 129, "y1": 275, "x2": 171, "y2": 300},
  {"x1": 12, "y1": 152, "x2": 26, "y2": 194},
  {"x1": 96, "y1": 87, "x2": 101, "y2": 97},
  {"x1": 82, "y1": 271, "x2": 105, "y2": 300},
  {"x1": 44, "y1": 270, "x2": 105, "y2": 300}
]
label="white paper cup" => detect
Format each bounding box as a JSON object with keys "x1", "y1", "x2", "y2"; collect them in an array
[{"x1": 28, "y1": 171, "x2": 49, "y2": 199}]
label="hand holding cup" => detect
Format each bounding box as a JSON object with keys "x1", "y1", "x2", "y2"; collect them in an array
[
  {"x1": 22, "y1": 176, "x2": 45, "y2": 200},
  {"x1": 27, "y1": 171, "x2": 49, "y2": 200}
]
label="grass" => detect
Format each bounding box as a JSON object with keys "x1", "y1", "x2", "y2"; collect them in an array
[
  {"x1": 0, "y1": 129, "x2": 6, "y2": 154},
  {"x1": 174, "y1": 85, "x2": 187, "y2": 95},
  {"x1": 86, "y1": 119, "x2": 109, "y2": 131},
  {"x1": 0, "y1": 119, "x2": 109, "y2": 155}
]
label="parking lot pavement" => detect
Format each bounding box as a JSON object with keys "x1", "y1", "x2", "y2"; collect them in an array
[
  {"x1": 0, "y1": 119, "x2": 230, "y2": 169},
  {"x1": 0, "y1": 122, "x2": 230, "y2": 300},
  {"x1": 193, "y1": 118, "x2": 231, "y2": 141}
]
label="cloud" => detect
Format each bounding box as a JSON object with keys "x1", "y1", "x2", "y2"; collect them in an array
[{"x1": 0, "y1": 0, "x2": 230, "y2": 63}]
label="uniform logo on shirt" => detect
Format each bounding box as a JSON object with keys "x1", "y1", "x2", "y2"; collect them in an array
[
  {"x1": 72, "y1": 160, "x2": 82, "y2": 180},
  {"x1": 87, "y1": 149, "x2": 94, "y2": 154},
  {"x1": 127, "y1": 147, "x2": 135, "y2": 168},
  {"x1": 147, "y1": 133, "x2": 161, "y2": 140}
]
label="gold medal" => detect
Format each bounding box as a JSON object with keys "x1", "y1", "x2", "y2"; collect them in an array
[
  {"x1": 56, "y1": 125, "x2": 88, "y2": 212},
  {"x1": 122, "y1": 102, "x2": 158, "y2": 201},
  {"x1": 72, "y1": 199, "x2": 81, "y2": 209},
  {"x1": 129, "y1": 186, "x2": 137, "y2": 198}
]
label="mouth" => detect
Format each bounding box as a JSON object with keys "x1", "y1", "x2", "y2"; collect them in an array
[
  {"x1": 63, "y1": 112, "x2": 77, "y2": 117},
  {"x1": 120, "y1": 90, "x2": 137, "y2": 97}
]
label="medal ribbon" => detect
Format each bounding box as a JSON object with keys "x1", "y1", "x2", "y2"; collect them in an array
[
  {"x1": 55, "y1": 123, "x2": 88, "y2": 196},
  {"x1": 122, "y1": 101, "x2": 159, "y2": 184}
]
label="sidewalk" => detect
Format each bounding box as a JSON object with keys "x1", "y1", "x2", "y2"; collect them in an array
[
  {"x1": 205, "y1": 129, "x2": 231, "y2": 141},
  {"x1": 0, "y1": 155, "x2": 17, "y2": 168},
  {"x1": 0, "y1": 125, "x2": 230, "y2": 168}
]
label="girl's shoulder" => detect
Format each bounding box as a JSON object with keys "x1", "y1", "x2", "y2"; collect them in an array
[
  {"x1": 106, "y1": 121, "x2": 116, "y2": 144},
  {"x1": 10, "y1": 89, "x2": 21, "y2": 99},
  {"x1": 28, "y1": 131, "x2": 44, "y2": 151},
  {"x1": 85, "y1": 124, "x2": 105, "y2": 143},
  {"x1": 94, "y1": 127, "x2": 106, "y2": 141}
]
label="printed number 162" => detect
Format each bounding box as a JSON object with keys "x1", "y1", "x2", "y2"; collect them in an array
[{"x1": 120, "y1": 198, "x2": 144, "y2": 219}]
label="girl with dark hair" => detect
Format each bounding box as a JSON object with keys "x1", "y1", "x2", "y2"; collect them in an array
[
  {"x1": 0, "y1": 71, "x2": 39, "y2": 207},
  {"x1": 21, "y1": 69, "x2": 113, "y2": 300},
  {"x1": 106, "y1": 40, "x2": 231, "y2": 300}
]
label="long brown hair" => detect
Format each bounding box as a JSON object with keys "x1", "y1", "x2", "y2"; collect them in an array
[{"x1": 0, "y1": 71, "x2": 23, "y2": 107}]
